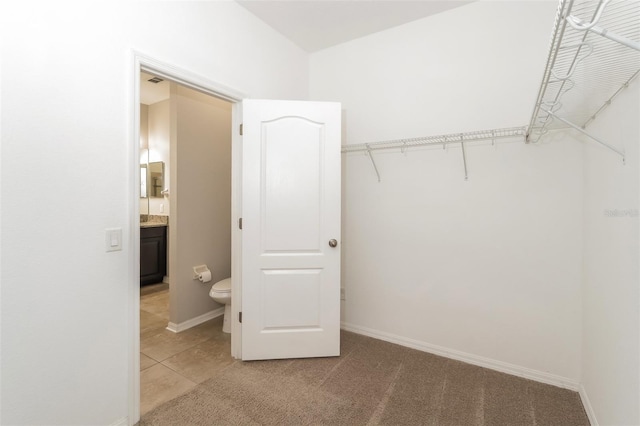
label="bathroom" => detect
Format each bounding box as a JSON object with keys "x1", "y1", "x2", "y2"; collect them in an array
[{"x1": 139, "y1": 73, "x2": 234, "y2": 414}]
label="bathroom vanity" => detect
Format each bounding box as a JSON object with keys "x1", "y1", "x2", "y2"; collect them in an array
[{"x1": 140, "y1": 223, "x2": 167, "y2": 286}]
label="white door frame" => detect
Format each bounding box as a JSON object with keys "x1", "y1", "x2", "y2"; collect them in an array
[{"x1": 129, "y1": 51, "x2": 246, "y2": 425}]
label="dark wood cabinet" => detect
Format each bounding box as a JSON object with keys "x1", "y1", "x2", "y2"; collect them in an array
[{"x1": 140, "y1": 225, "x2": 167, "y2": 286}]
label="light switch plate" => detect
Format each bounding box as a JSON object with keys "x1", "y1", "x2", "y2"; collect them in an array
[{"x1": 105, "y1": 228, "x2": 122, "y2": 252}]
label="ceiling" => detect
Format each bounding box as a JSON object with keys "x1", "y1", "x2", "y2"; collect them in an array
[
  {"x1": 140, "y1": 72, "x2": 170, "y2": 105},
  {"x1": 236, "y1": 0, "x2": 474, "y2": 52}
]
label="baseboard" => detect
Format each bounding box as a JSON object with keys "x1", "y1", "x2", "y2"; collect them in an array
[
  {"x1": 167, "y1": 307, "x2": 224, "y2": 333},
  {"x1": 341, "y1": 322, "x2": 580, "y2": 391},
  {"x1": 109, "y1": 417, "x2": 128, "y2": 426},
  {"x1": 579, "y1": 384, "x2": 598, "y2": 426}
]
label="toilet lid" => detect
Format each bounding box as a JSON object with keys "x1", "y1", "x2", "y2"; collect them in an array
[{"x1": 212, "y1": 277, "x2": 231, "y2": 292}]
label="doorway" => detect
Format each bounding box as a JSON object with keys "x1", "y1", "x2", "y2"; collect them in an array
[
  {"x1": 131, "y1": 53, "x2": 245, "y2": 424},
  {"x1": 131, "y1": 54, "x2": 343, "y2": 425},
  {"x1": 139, "y1": 74, "x2": 236, "y2": 414}
]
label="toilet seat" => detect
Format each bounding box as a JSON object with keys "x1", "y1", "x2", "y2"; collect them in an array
[{"x1": 210, "y1": 277, "x2": 231, "y2": 296}]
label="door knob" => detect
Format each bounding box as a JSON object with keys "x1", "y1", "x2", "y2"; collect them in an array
[{"x1": 329, "y1": 239, "x2": 338, "y2": 248}]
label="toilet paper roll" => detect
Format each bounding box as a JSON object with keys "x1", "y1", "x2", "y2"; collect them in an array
[{"x1": 198, "y1": 270, "x2": 212, "y2": 283}]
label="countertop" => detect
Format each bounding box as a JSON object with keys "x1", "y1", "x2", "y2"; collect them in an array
[{"x1": 141, "y1": 222, "x2": 168, "y2": 228}]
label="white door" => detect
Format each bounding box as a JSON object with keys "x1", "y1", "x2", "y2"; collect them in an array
[{"x1": 241, "y1": 99, "x2": 341, "y2": 360}]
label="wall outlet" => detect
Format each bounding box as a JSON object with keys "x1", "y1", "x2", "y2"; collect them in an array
[
  {"x1": 159, "y1": 203, "x2": 164, "y2": 213},
  {"x1": 340, "y1": 288, "x2": 346, "y2": 300}
]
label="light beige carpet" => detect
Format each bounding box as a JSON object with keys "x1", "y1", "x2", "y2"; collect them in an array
[{"x1": 139, "y1": 331, "x2": 589, "y2": 425}]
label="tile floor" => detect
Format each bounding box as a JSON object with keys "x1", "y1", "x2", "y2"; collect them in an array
[{"x1": 140, "y1": 283, "x2": 234, "y2": 415}]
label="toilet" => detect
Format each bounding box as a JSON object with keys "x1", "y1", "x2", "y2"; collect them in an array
[{"x1": 209, "y1": 277, "x2": 232, "y2": 333}]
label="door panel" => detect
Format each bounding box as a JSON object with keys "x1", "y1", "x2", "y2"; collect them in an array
[
  {"x1": 241, "y1": 99, "x2": 341, "y2": 361},
  {"x1": 261, "y1": 269, "x2": 322, "y2": 330},
  {"x1": 262, "y1": 117, "x2": 322, "y2": 253}
]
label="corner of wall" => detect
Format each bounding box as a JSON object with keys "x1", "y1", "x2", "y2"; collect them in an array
[{"x1": 579, "y1": 385, "x2": 599, "y2": 426}]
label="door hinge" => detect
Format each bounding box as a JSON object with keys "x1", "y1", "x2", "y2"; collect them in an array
[
  {"x1": 238, "y1": 218, "x2": 243, "y2": 230},
  {"x1": 239, "y1": 312, "x2": 242, "y2": 323},
  {"x1": 239, "y1": 123, "x2": 243, "y2": 135}
]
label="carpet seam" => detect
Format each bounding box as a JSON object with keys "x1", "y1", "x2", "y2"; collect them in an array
[
  {"x1": 478, "y1": 368, "x2": 486, "y2": 426},
  {"x1": 365, "y1": 362, "x2": 404, "y2": 426},
  {"x1": 435, "y1": 358, "x2": 450, "y2": 424},
  {"x1": 315, "y1": 346, "x2": 357, "y2": 389},
  {"x1": 528, "y1": 381, "x2": 538, "y2": 426}
]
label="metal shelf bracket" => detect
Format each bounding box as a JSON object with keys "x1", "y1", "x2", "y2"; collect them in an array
[
  {"x1": 540, "y1": 107, "x2": 625, "y2": 164},
  {"x1": 460, "y1": 135, "x2": 469, "y2": 181},
  {"x1": 366, "y1": 144, "x2": 382, "y2": 183}
]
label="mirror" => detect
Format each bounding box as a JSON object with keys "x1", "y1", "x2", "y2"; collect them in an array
[
  {"x1": 140, "y1": 164, "x2": 148, "y2": 198},
  {"x1": 140, "y1": 144, "x2": 149, "y2": 215},
  {"x1": 140, "y1": 161, "x2": 164, "y2": 198},
  {"x1": 147, "y1": 161, "x2": 165, "y2": 198}
]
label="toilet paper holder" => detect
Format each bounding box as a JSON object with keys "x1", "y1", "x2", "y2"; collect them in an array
[{"x1": 192, "y1": 264, "x2": 211, "y2": 280}]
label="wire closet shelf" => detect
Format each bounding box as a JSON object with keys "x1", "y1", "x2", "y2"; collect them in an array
[
  {"x1": 341, "y1": 127, "x2": 527, "y2": 154},
  {"x1": 527, "y1": 0, "x2": 640, "y2": 162},
  {"x1": 341, "y1": 126, "x2": 527, "y2": 182}
]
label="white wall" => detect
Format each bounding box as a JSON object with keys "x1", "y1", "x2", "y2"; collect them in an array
[
  {"x1": 0, "y1": 1, "x2": 307, "y2": 424},
  {"x1": 170, "y1": 84, "x2": 232, "y2": 325},
  {"x1": 311, "y1": 1, "x2": 558, "y2": 143},
  {"x1": 580, "y1": 80, "x2": 639, "y2": 424},
  {"x1": 311, "y1": 1, "x2": 584, "y2": 384}
]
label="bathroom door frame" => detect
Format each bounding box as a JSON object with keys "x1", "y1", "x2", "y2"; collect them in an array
[{"x1": 129, "y1": 51, "x2": 246, "y2": 425}]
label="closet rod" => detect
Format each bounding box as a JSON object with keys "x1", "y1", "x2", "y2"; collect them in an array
[{"x1": 341, "y1": 126, "x2": 527, "y2": 154}]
